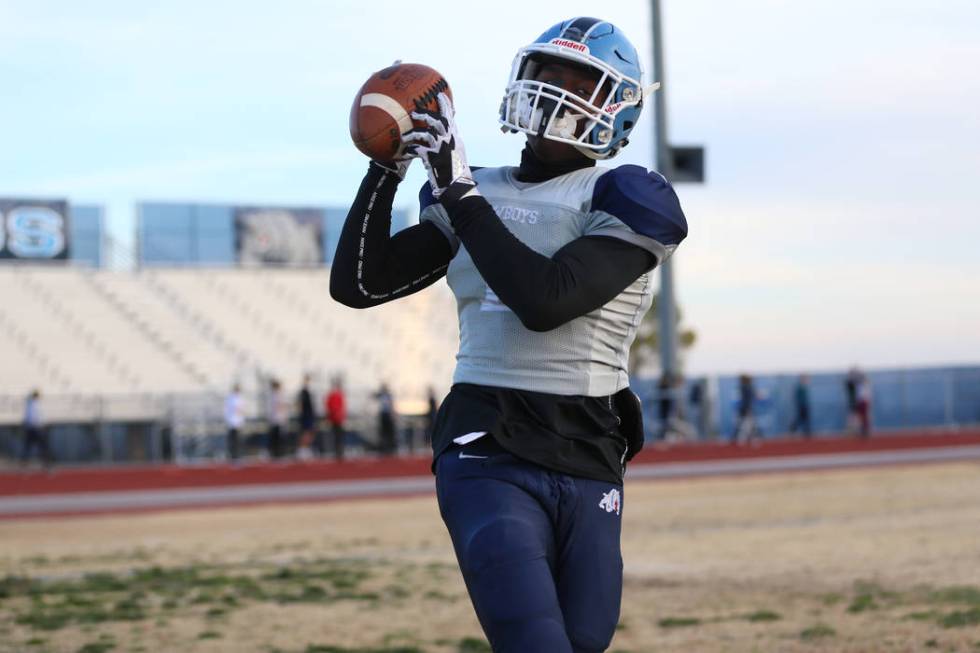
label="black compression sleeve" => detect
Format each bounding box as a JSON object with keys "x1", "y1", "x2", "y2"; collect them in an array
[
  {"x1": 445, "y1": 194, "x2": 657, "y2": 331},
  {"x1": 330, "y1": 163, "x2": 453, "y2": 308}
]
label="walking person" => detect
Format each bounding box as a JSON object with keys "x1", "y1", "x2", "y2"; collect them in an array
[
  {"x1": 425, "y1": 386, "x2": 439, "y2": 448},
  {"x1": 265, "y1": 379, "x2": 288, "y2": 459},
  {"x1": 325, "y1": 378, "x2": 347, "y2": 461},
  {"x1": 374, "y1": 383, "x2": 397, "y2": 456},
  {"x1": 845, "y1": 367, "x2": 860, "y2": 434},
  {"x1": 296, "y1": 375, "x2": 317, "y2": 459},
  {"x1": 224, "y1": 384, "x2": 245, "y2": 461},
  {"x1": 732, "y1": 374, "x2": 759, "y2": 445},
  {"x1": 331, "y1": 16, "x2": 687, "y2": 651},
  {"x1": 20, "y1": 389, "x2": 52, "y2": 467},
  {"x1": 687, "y1": 378, "x2": 710, "y2": 440},
  {"x1": 855, "y1": 370, "x2": 872, "y2": 439},
  {"x1": 788, "y1": 374, "x2": 812, "y2": 438}
]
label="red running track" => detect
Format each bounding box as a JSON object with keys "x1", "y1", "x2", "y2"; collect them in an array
[{"x1": 3, "y1": 430, "x2": 980, "y2": 497}]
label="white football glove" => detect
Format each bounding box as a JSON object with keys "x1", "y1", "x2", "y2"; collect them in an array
[{"x1": 404, "y1": 93, "x2": 477, "y2": 202}]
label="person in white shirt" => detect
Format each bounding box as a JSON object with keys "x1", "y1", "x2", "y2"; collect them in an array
[
  {"x1": 224, "y1": 384, "x2": 245, "y2": 461},
  {"x1": 265, "y1": 379, "x2": 288, "y2": 459}
]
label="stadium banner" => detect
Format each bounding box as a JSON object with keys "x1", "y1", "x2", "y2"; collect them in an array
[
  {"x1": 233, "y1": 206, "x2": 325, "y2": 266},
  {"x1": 0, "y1": 198, "x2": 71, "y2": 260}
]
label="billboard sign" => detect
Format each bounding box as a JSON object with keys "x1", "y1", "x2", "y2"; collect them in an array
[
  {"x1": 234, "y1": 206, "x2": 324, "y2": 266},
  {"x1": 0, "y1": 199, "x2": 70, "y2": 260}
]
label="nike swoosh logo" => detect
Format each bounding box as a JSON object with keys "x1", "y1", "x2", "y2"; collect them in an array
[{"x1": 458, "y1": 452, "x2": 488, "y2": 460}]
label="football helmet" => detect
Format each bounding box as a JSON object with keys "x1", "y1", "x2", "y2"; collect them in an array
[{"x1": 499, "y1": 17, "x2": 658, "y2": 160}]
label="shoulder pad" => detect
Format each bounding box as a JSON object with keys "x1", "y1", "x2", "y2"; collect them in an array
[{"x1": 591, "y1": 165, "x2": 687, "y2": 246}]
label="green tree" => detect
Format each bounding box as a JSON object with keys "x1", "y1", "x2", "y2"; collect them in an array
[{"x1": 629, "y1": 293, "x2": 697, "y2": 377}]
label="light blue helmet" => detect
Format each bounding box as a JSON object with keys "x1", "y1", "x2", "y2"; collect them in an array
[{"x1": 499, "y1": 17, "x2": 657, "y2": 160}]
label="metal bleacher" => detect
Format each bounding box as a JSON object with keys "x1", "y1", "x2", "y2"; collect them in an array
[{"x1": 0, "y1": 265, "x2": 458, "y2": 422}]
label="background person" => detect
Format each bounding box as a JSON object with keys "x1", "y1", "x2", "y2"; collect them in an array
[
  {"x1": 224, "y1": 384, "x2": 245, "y2": 460},
  {"x1": 732, "y1": 373, "x2": 759, "y2": 445},
  {"x1": 789, "y1": 374, "x2": 812, "y2": 438},
  {"x1": 325, "y1": 378, "x2": 347, "y2": 461},
  {"x1": 21, "y1": 389, "x2": 52, "y2": 467},
  {"x1": 855, "y1": 370, "x2": 872, "y2": 438},
  {"x1": 374, "y1": 383, "x2": 396, "y2": 456},
  {"x1": 265, "y1": 379, "x2": 288, "y2": 459},
  {"x1": 425, "y1": 386, "x2": 439, "y2": 448},
  {"x1": 296, "y1": 374, "x2": 317, "y2": 459},
  {"x1": 845, "y1": 367, "x2": 860, "y2": 433}
]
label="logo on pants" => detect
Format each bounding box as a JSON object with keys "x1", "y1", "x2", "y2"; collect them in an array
[{"x1": 599, "y1": 489, "x2": 621, "y2": 515}]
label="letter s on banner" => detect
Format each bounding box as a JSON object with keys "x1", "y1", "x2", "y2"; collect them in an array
[{"x1": 6, "y1": 206, "x2": 67, "y2": 259}]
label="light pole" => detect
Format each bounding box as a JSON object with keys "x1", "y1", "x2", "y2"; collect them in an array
[{"x1": 651, "y1": 0, "x2": 678, "y2": 380}]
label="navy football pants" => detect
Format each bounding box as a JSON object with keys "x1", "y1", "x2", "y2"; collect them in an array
[{"x1": 436, "y1": 447, "x2": 624, "y2": 653}]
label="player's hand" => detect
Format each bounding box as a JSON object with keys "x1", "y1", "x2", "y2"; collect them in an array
[{"x1": 404, "y1": 93, "x2": 477, "y2": 203}]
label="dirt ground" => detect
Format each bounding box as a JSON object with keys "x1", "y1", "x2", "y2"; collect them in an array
[{"x1": 1, "y1": 462, "x2": 979, "y2": 653}]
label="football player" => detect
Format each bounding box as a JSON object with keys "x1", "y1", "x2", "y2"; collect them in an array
[{"x1": 332, "y1": 17, "x2": 688, "y2": 652}]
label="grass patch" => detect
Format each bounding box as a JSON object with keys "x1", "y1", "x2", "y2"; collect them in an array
[
  {"x1": 422, "y1": 590, "x2": 453, "y2": 601},
  {"x1": 940, "y1": 607, "x2": 980, "y2": 628},
  {"x1": 16, "y1": 594, "x2": 146, "y2": 632},
  {"x1": 16, "y1": 610, "x2": 72, "y2": 631},
  {"x1": 744, "y1": 610, "x2": 781, "y2": 622},
  {"x1": 6, "y1": 558, "x2": 388, "y2": 639},
  {"x1": 658, "y1": 616, "x2": 701, "y2": 628},
  {"x1": 847, "y1": 593, "x2": 878, "y2": 613},
  {"x1": 845, "y1": 579, "x2": 905, "y2": 614},
  {"x1": 198, "y1": 630, "x2": 222, "y2": 639},
  {"x1": 800, "y1": 623, "x2": 836, "y2": 641},
  {"x1": 76, "y1": 643, "x2": 115, "y2": 653},
  {"x1": 930, "y1": 586, "x2": 980, "y2": 606},
  {"x1": 457, "y1": 638, "x2": 491, "y2": 652},
  {"x1": 294, "y1": 565, "x2": 372, "y2": 591},
  {"x1": 820, "y1": 592, "x2": 843, "y2": 606},
  {"x1": 302, "y1": 646, "x2": 426, "y2": 653},
  {"x1": 904, "y1": 610, "x2": 939, "y2": 621},
  {"x1": 205, "y1": 607, "x2": 227, "y2": 619},
  {"x1": 384, "y1": 584, "x2": 411, "y2": 599},
  {"x1": 0, "y1": 575, "x2": 37, "y2": 598}
]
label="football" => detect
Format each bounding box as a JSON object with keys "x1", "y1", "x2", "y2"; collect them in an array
[{"x1": 349, "y1": 62, "x2": 452, "y2": 162}]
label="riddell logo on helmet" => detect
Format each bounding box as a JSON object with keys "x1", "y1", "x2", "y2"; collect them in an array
[{"x1": 550, "y1": 38, "x2": 589, "y2": 53}]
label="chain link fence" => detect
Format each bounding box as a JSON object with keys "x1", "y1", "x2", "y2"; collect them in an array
[{"x1": 0, "y1": 390, "x2": 431, "y2": 466}]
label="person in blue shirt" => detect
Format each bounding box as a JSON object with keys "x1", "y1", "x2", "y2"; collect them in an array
[
  {"x1": 21, "y1": 389, "x2": 52, "y2": 467},
  {"x1": 789, "y1": 374, "x2": 812, "y2": 438}
]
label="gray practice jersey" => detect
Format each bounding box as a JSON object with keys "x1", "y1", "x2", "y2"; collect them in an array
[{"x1": 421, "y1": 164, "x2": 686, "y2": 397}]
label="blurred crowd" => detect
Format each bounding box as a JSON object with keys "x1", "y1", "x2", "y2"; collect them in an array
[
  {"x1": 14, "y1": 367, "x2": 879, "y2": 467},
  {"x1": 223, "y1": 375, "x2": 439, "y2": 463},
  {"x1": 654, "y1": 366, "x2": 874, "y2": 445}
]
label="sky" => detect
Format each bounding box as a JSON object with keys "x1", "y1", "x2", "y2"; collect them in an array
[{"x1": 1, "y1": 0, "x2": 978, "y2": 374}]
